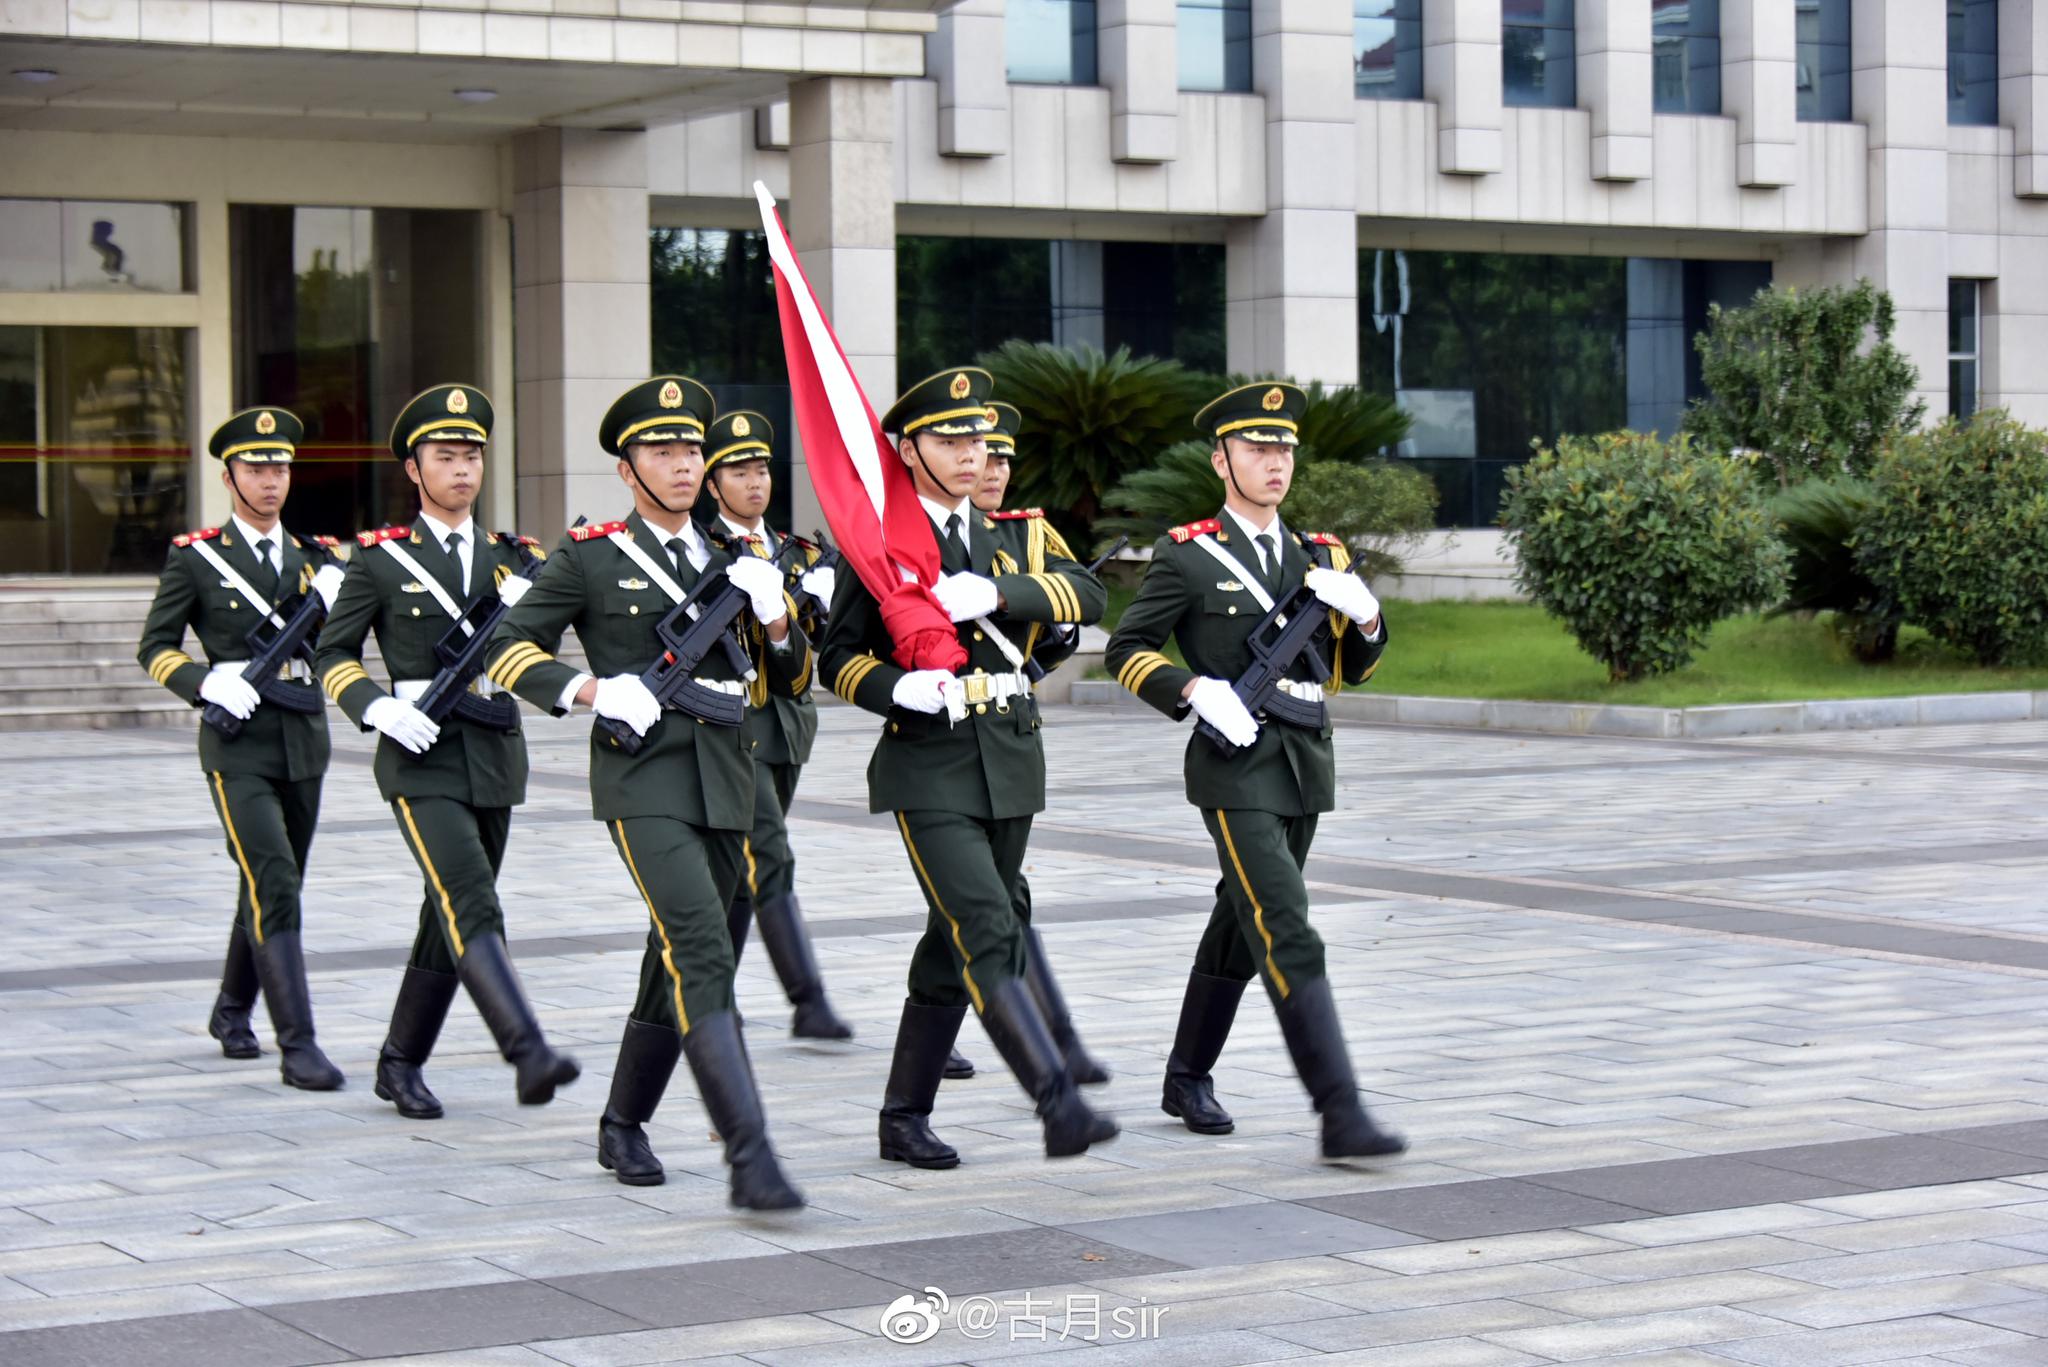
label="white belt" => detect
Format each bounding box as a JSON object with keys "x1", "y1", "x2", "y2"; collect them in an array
[
  {"x1": 1274, "y1": 679, "x2": 1325, "y2": 704},
  {"x1": 393, "y1": 677, "x2": 503, "y2": 702},
  {"x1": 279, "y1": 660, "x2": 311, "y2": 684},
  {"x1": 690, "y1": 678, "x2": 749, "y2": 698},
  {"x1": 954, "y1": 669, "x2": 1032, "y2": 710}
]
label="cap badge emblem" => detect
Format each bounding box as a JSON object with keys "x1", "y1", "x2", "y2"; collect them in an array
[
  {"x1": 447, "y1": 388, "x2": 469, "y2": 414},
  {"x1": 658, "y1": 380, "x2": 683, "y2": 409},
  {"x1": 949, "y1": 372, "x2": 971, "y2": 400},
  {"x1": 1261, "y1": 387, "x2": 1285, "y2": 411},
  {"x1": 732, "y1": 415, "x2": 750, "y2": 437},
  {"x1": 254, "y1": 410, "x2": 276, "y2": 435}
]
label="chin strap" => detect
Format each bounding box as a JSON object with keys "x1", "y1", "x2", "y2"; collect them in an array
[{"x1": 624, "y1": 449, "x2": 687, "y2": 517}]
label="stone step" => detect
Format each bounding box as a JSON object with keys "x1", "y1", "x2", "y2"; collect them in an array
[{"x1": 0, "y1": 700, "x2": 196, "y2": 733}]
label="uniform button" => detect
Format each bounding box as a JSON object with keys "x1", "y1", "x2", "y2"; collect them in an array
[
  {"x1": 229, "y1": 600, "x2": 240, "y2": 609},
  {"x1": 1227, "y1": 605, "x2": 1237, "y2": 615},
  {"x1": 975, "y1": 703, "x2": 987, "y2": 715},
  {"x1": 972, "y1": 630, "x2": 984, "y2": 641},
  {"x1": 889, "y1": 722, "x2": 899, "y2": 733},
  {"x1": 411, "y1": 607, "x2": 421, "y2": 617},
  {"x1": 630, "y1": 604, "x2": 640, "y2": 615}
]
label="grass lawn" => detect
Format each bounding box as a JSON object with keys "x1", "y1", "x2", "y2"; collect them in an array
[{"x1": 1092, "y1": 589, "x2": 2048, "y2": 707}]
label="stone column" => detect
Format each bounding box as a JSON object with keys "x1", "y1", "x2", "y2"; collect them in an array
[
  {"x1": 788, "y1": 76, "x2": 897, "y2": 537},
  {"x1": 1723, "y1": 0, "x2": 1798, "y2": 187},
  {"x1": 511, "y1": 128, "x2": 650, "y2": 535},
  {"x1": 1101, "y1": 0, "x2": 1179, "y2": 163},
  {"x1": 928, "y1": 0, "x2": 1008, "y2": 157},
  {"x1": 2002, "y1": 0, "x2": 2048, "y2": 196},
  {"x1": 1422, "y1": 0, "x2": 1503, "y2": 175},
  {"x1": 1577, "y1": 0, "x2": 1651, "y2": 181},
  {"x1": 1227, "y1": 0, "x2": 1359, "y2": 385}
]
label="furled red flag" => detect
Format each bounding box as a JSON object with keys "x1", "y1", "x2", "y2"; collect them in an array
[{"x1": 753, "y1": 182, "x2": 965, "y2": 673}]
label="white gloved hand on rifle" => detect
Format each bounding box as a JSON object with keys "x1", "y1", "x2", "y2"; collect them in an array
[
  {"x1": 199, "y1": 663, "x2": 262, "y2": 720},
  {"x1": 363, "y1": 696, "x2": 441, "y2": 755},
  {"x1": 798, "y1": 566, "x2": 835, "y2": 607},
  {"x1": 724, "y1": 555, "x2": 789, "y2": 626},
  {"x1": 593, "y1": 673, "x2": 662, "y2": 737},
  {"x1": 1185, "y1": 675, "x2": 1259, "y2": 748},
  {"x1": 932, "y1": 571, "x2": 1000, "y2": 623},
  {"x1": 1304, "y1": 567, "x2": 1380, "y2": 629},
  {"x1": 311, "y1": 563, "x2": 347, "y2": 612}
]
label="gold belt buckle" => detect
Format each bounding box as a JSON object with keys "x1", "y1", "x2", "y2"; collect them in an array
[{"x1": 963, "y1": 673, "x2": 992, "y2": 705}]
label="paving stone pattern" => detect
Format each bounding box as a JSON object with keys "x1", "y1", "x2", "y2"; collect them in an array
[{"x1": 0, "y1": 705, "x2": 2046, "y2": 1364}]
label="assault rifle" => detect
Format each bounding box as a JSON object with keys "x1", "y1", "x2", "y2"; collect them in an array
[
  {"x1": 1194, "y1": 537, "x2": 1366, "y2": 754},
  {"x1": 1023, "y1": 535, "x2": 1128, "y2": 683},
  {"x1": 202, "y1": 547, "x2": 341, "y2": 741},
  {"x1": 412, "y1": 525, "x2": 566, "y2": 733},
  {"x1": 595, "y1": 532, "x2": 802, "y2": 756},
  {"x1": 783, "y1": 527, "x2": 841, "y2": 630}
]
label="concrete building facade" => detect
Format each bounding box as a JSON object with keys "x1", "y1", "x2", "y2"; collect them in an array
[{"x1": 1, "y1": 0, "x2": 2043, "y2": 572}]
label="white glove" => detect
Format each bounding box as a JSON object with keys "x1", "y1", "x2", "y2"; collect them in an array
[
  {"x1": 1305, "y1": 567, "x2": 1380, "y2": 626},
  {"x1": 199, "y1": 663, "x2": 262, "y2": 720},
  {"x1": 593, "y1": 673, "x2": 662, "y2": 736},
  {"x1": 798, "y1": 566, "x2": 835, "y2": 606},
  {"x1": 311, "y1": 563, "x2": 347, "y2": 612},
  {"x1": 890, "y1": 668, "x2": 955, "y2": 715},
  {"x1": 1187, "y1": 676, "x2": 1260, "y2": 748},
  {"x1": 724, "y1": 556, "x2": 788, "y2": 626},
  {"x1": 932, "y1": 571, "x2": 1000, "y2": 623},
  {"x1": 363, "y1": 696, "x2": 441, "y2": 755},
  {"x1": 497, "y1": 574, "x2": 532, "y2": 608}
]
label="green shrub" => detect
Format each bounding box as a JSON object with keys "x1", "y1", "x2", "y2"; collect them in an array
[
  {"x1": 1857, "y1": 413, "x2": 2048, "y2": 666},
  {"x1": 1501, "y1": 431, "x2": 1787, "y2": 681},
  {"x1": 1769, "y1": 475, "x2": 1899, "y2": 662}
]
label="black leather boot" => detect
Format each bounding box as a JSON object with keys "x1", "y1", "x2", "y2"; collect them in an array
[
  {"x1": 251, "y1": 930, "x2": 345, "y2": 1091},
  {"x1": 727, "y1": 895, "x2": 753, "y2": 964},
  {"x1": 978, "y1": 978, "x2": 1117, "y2": 1158},
  {"x1": 1273, "y1": 976, "x2": 1407, "y2": 1161},
  {"x1": 456, "y1": 933, "x2": 580, "y2": 1105},
  {"x1": 207, "y1": 922, "x2": 262, "y2": 1059},
  {"x1": 944, "y1": 1048, "x2": 976, "y2": 1080},
  {"x1": 754, "y1": 893, "x2": 852, "y2": 1041},
  {"x1": 598, "y1": 1018, "x2": 682, "y2": 1186},
  {"x1": 1161, "y1": 970, "x2": 1247, "y2": 1135},
  {"x1": 682, "y1": 1012, "x2": 804, "y2": 1210},
  {"x1": 374, "y1": 966, "x2": 459, "y2": 1119},
  {"x1": 1022, "y1": 925, "x2": 1107, "y2": 1085},
  {"x1": 878, "y1": 1000, "x2": 965, "y2": 1169}
]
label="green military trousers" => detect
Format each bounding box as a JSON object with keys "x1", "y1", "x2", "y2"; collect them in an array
[
  {"x1": 895, "y1": 809, "x2": 1032, "y2": 1014},
  {"x1": 205, "y1": 771, "x2": 322, "y2": 945},
  {"x1": 1194, "y1": 808, "x2": 1328, "y2": 1001},
  {"x1": 741, "y1": 760, "x2": 801, "y2": 902},
  {"x1": 391, "y1": 796, "x2": 512, "y2": 974},
  {"x1": 608, "y1": 816, "x2": 746, "y2": 1033}
]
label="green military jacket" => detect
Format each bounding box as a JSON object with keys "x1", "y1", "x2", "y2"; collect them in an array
[
  {"x1": 1104, "y1": 512, "x2": 1386, "y2": 817},
  {"x1": 715, "y1": 520, "x2": 821, "y2": 770},
  {"x1": 484, "y1": 510, "x2": 811, "y2": 830},
  {"x1": 818, "y1": 506, "x2": 1105, "y2": 820},
  {"x1": 313, "y1": 515, "x2": 542, "y2": 808},
  {"x1": 137, "y1": 521, "x2": 336, "y2": 782}
]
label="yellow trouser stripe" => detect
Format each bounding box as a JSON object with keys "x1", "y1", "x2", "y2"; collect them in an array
[
  {"x1": 396, "y1": 797, "x2": 464, "y2": 957},
  {"x1": 896, "y1": 812, "x2": 983, "y2": 1014},
  {"x1": 614, "y1": 821, "x2": 689, "y2": 1033},
  {"x1": 1217, "y1": 811, "x2": 1288, "y2": 999},
  {"x1": 743, "y1": 837, "x2": 759, "y2": 899},
  {"x1": 211, "y1": 771, "x2": 266, "y2": 945}
]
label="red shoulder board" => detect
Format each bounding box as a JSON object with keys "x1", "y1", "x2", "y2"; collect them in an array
[
  {"x1": 1167, "y1": 518, "x2": 1222, "y2": 544},
  {"x1": 568, "y1": 520, "x2": 627, "y2": 542},
  {"x1": 1305, "y1": 532, "x2": 1343, "y2": 547},
  {"x1": 172, "y1": 526, "x2": 220, "y2": 549},
  {"x1": 517, "y1": 535, "x2": 543, "y2": 548},
  {"x1": 990, "y1": 507, "x2": 1044, "y2": 521},
  {"x1": 308, "y1": 534, "x2": 342, "y2": 548},
  {"x1": 356, "y1": 525, "x2": 411, "y2": 548}
]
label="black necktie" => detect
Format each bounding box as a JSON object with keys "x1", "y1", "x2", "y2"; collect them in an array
[
  {"x1": 253, "y1": 539, "x2": 279, "y2": 596},
  {"x1": 942, "y1": 514, "x2": 967, "y2": 572},
  {"x1": 667, "y1": 536, "x2": 689, "y2": 577},
  {"x1": 445, "y1": 531, "x2": 466, "y2": 596},
  {"x1": 1256, "y1": 533, "x2": 1279, "y2": 592}
]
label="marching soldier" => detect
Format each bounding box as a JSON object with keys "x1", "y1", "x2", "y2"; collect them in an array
[
  {"x1": 314, "y1": 384, "x2": 580, "y2": 1119},
  {"x1": 819, "y1": 368, "x2": 1116, "y2": 1170},
  {"x1": 136, "y1": 407, "x2": 346, "y2": 1091},
  {"x1": 968, "y1": 402, "x2": 1107, "y2": 1087},
  {"x1": 697, "y1": 409, "x2": 853, "y2": 1042},
  {"x1": 485, "y1": 376, "x2": 809, "y2": 1211},
  {"x1": 1105, "y1": 382, "x2": 1406, "y2": 1162}
]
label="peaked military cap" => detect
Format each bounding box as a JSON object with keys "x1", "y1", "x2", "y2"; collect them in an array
[
  {"x1": 600, "y1": 376, "x2": 714, "y2": 456},
  {"x1": 209, "y1": 406, "x2": 304, "y2": 464},
  {"x1": 985, "y1": 401, "x2": 1021, "y2": 458},
  {"x1": 1195, "y1": 381, "x2": 1306, "y2": 446},
  {"x1": 390, "y1": 383, "x2": 493, "y2": 460},
  {"x1": 704, "y1": 409, "x2": 773, "y2": 472},
  {"x1": 882, "y1": 367, "x2": 997, "y2": 438}
]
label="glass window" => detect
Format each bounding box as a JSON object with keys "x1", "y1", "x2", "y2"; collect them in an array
[
  {"x1": 1008, "y1": 0, "x2": 1099, "y2": 85},
  {"x1": 1652, "y1": 0, "x2": 1720, "y2": 115},
  {"x1": 1356, "y1": 0, "x2": 1423, "y2": 100},
  {"x1": 1949, "y1": 0, "x2": 1997, "y2": 126},
  {"x1": 1179, "y1": 0, "x2": 1252, "y2": 92},
  {"x1": 1796, "y1": 0, "x2": 1851, "y2": 122},
  {"x1": 0, "y1": 325, "x2": 192, "y2": 574},
  {"x1": 1503, "y1": 0, "x2": 1576, "y2": 108},
  {"x1": 0, "y1": 199, "x2": 190, "y2": 293},
  {"x1": 230, "y1": 205, "x2": 483, "y2": 539},
  {"x1": 1950, "y1": 278, "x2": 1980, "y2": 422}
]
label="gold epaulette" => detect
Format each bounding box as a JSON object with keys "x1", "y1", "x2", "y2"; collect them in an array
[
  {"x1": 356, "y1": 525, "x2": 411, "y2": 548},
  {"x1": 1167, "y1": 518, "x2": 1221, "y2": 544},
  {"x1": 172, "y1": 526, "x2": 221, "y2": 548},
  {"x1": 569, "y1": 520, "x2": 627, "y2": 542},
  {"x1": 1305, "y1": 531, "x2": 1342, "y2": 546},
  {"x1": 991, "y1": 507, "x2": 1044, "y2": 521},
  {"x1": 308, "y1": 534, "x2": 342, "y2": 548}
]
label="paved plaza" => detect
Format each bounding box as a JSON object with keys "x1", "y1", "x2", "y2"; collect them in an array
[{"x1": 2, "y1": 700, "x2": 2048, "y2": 1365}]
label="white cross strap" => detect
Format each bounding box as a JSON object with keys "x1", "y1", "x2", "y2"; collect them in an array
[
  {"x1": 607, "y1": 530, "x2": 698, "y2": 619},
  {"x1": 1191, "y1": 534, "x2": 1277, "y2": 614},
  {"x1": 189, "y1": 539, "x2": 288, "y2": 630},
  {"x1": 378, "y1": 537, "x2": 471, "y2": 636}
]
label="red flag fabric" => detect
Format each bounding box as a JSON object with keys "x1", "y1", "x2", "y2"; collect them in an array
[{"x1": 754, "y1": 185, "x2": 966, "y2": 673}]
